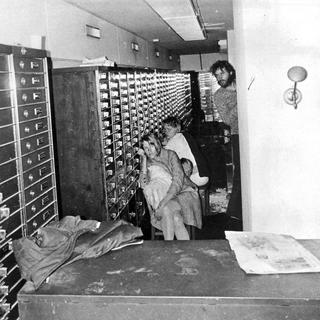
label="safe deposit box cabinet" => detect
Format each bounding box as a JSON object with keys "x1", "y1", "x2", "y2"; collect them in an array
[
  {"x1": 51, "y1": 66, "x2": 191, "y2": 225},
  {"x1": 0, "y1": 44, "x2": 59, "y2": 320}
]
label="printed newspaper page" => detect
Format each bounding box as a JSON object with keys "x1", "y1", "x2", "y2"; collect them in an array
[{"x1": 225, "y1": 231, "x2": 320, "y2": 274}]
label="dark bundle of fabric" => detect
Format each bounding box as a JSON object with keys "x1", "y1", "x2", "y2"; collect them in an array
[{"x1": 13, "y1": 216, "x2": 143, "y2": 291}]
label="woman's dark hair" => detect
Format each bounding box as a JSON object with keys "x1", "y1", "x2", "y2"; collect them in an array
[{"x1": 210, "y1": 60, "x2": 236, "y2": 83}]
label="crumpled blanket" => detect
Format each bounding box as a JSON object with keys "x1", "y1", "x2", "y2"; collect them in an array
[{"x1": 12, "y1": 216, "x2": 143, "y2": 291}]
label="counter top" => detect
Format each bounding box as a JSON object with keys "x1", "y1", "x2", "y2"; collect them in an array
[{"x1": 18, "y1": 240, "x2": 320, "y2": 320}]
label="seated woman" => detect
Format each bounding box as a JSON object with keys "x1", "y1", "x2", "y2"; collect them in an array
[
  {"x1": 138, "y1": 133, "x2": 202, "y2": 240},
  {"x1": 162, "y1": 116, "x2": 210, "y2": 187}
]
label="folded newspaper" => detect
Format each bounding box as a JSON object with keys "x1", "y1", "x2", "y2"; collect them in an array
[
  {"x1": 81, "y1": 56, "x2": 115, "y2": 67},
  {"x1": 226, "y1": 231, "x2": 320, "y2": 274}
]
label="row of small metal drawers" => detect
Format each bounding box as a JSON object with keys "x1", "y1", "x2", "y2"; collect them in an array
[
  {"x1": 0, "y1": 130, "x2": 50, "y2": 162},
  {"x1": 0, "y1": 208, "x2": 55, "y2": 319},
  {"x1": 0, "y1": 55, "x2": 44, "y2": 73},
  {"x1": 0, "y1": 86, "x2": 46, "y2": 110},
  {"x1": 0, "y1": 234, "x2": 25, "y2": 320},
  {"x1": 0, "y1": 159, "x2": 53, "y2": 199},
  {"x1": 0, "y1": 102, "x2": 47, "y2": 126},
  {"x1": 0, "y1": 117, "x2": 48, "y2": 147},
  {"x1": 0, "y1": 201, "x2": 56, "y2": 276},
  {"x1": 0, "y1": 72, "x2": 45, "y2": 90},
  {"x1": 1, "y1": 180, "x2": 54, "y2": 220}
]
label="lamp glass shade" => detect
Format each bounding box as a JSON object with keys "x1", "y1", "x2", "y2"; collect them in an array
[{"x1": 287, "y1": 66, "x2": 308, "y2": 82}]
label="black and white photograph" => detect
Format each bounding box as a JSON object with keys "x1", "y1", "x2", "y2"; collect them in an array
[{"x1": 0, "y1": 1, "x2": 320, "y2": 319}]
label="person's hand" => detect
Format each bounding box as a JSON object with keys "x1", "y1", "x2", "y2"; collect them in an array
[
  {"x1": 154, "y1": 208, "x2": 162, "y2": 221},
  {"x1": 137, "y1": 148, "x2": 145, "y2": 157}
]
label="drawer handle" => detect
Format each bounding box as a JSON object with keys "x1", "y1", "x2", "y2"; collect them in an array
[
  {"x1": 0, "y1": 207, "x2": 10, "y2": 220},
  {"x1": 33, "y1": 92, "x2": 41, "y2": 100},
  {"x1": 39, "y1": 166, "x2": 48, "y2": 176},
  {"x1": 0, "y1": 267, "x2": 7, "y2": 278},
  {"x1": 31, "y1": 61, "x2": 40, "y2": 69},
  {"x1": 27, "y1": 158, "x2": 32, "y2": 165},
  {"x1": 0, "y1": 285, "x2": 9, "y2": 296},
  {"x1": 20, "y1": 77, "x2": 26, "y2": 86},
  {"x1": 40, "y1": 181, "x2": 49, "y2": 191},
  {"x1": 41, "y1": 196, "x2": 49, "y2": 206},
  {"x1": 32, "y1": 220, "x2": 38, "y2": 228},
  {"x1": 38, "y1": 151, "x2": 47, "y2": 161},
  {"x1": 29, "y1": 190, "x2": 35, "y2": 198},
  {"x1": 31, "y1": 205, "x2": 37, "y2": 212},
  {"x1": 19, "y1": 60, "x2": 25, "y2": 69},
  {"x1": 28, "y1": 174, "x2": 34, "y2": 182},
  {"x1": 26, "y1": 142, "x2": 31, "y2": 150},
  {"x1": 0, "y1": 229, "x2": 6, "y2": 241},
  {"x1": 42, "y1": 210, "x2": 50, "y2": 220},
  {"x1": 37, "y1": 137, "x2": 45, "y2": 146},
  {"x1": 35, "y1": 122, "x2": 44, "y2": 130},
  {"x1": 24, "y1": 126, "x2": 30, "y2": 134},
  {"x1": 34, "y1": 107, "x2": 43, "y2": 116},
  {"x1": 32, "y1": 77, "x2": 41, "y2": 84}
]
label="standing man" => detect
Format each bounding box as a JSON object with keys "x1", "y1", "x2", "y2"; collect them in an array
[{"x1": 210, "y1": 60, "x2": 242, "y2": 224}]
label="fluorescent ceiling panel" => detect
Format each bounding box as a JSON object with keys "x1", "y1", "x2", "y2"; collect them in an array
[
  {"x1": 145, "y1": 0, "x2": 205, "y2": 41},
  {"x1": 165, "y1": 16, "x2": 205, "y2": 41}
]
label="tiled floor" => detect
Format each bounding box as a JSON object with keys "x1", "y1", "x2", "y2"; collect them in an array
[
  {"x1": 195, "y1": 213, "x2": 242, "y2": 240},
  {"x1": 196, "y1": 188, "x2": 242, "y2": 240}
]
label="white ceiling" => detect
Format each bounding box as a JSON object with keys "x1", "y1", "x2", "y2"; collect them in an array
[{"x1": 63, "y1": 0, "x2": 234, "y2": 55}]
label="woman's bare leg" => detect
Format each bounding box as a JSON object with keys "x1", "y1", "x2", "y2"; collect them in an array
[
  {"x1": 159, "y1": 200, "x2": 189, "y2": 240},
  {"x1": 173, "y1": 211, "x2": 190, "y2": 240},
  {"x1": 159, "y1": 205, "x2": 175, "y2": 240}
]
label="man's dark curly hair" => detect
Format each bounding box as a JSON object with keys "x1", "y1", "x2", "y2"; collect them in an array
[{"x1": 210, "y1": 60, "x2": 236, "y2": 83}]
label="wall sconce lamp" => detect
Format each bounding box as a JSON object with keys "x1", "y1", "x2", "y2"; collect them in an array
[{"x1": 283, "y1": 66, "x2": 308, "y2": 109}]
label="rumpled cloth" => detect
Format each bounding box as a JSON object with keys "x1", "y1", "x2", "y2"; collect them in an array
[{"x1": 12, "y1": 216, "x2": 143, "y2": 291}]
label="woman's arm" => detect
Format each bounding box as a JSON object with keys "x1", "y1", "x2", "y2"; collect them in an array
[
  {"x1": 157, "y1": 150, "x2": 184, "y2": 210},
  {"x1": 138, "y1": 148, "x2": 149, "y2": 188}
]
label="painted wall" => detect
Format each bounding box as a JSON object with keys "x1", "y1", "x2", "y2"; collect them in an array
[
  {"x1": 0, "y1": 0, "x2": 47, "y2": 47},
  {"x1": 0, "y1": 0, "x2": 179, "y2": 70},
  {"x1": 233, "y1": 0, "x2": 320, "y2": 238},
  {"x1": 227, "y1": 30, "x2": 236, "y2": 67},
  {"x1": 180, "y1": 52, "x2": 227, "y2": 72}
]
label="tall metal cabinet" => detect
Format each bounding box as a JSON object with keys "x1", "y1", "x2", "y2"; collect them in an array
[
  {"x1": 0, "y1": 44, "x2": 59, "y2": 320},
  {"x1": 51, "y1": 66, "x2": 191, "y2": 224}
]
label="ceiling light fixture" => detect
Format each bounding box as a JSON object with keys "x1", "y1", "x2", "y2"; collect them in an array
[
  {"x1": 144, "y1": 0, "x2": 206, "y2": 41},
  {"x1": 204, "y1": 22, "x2": 225, "y2": 30}
]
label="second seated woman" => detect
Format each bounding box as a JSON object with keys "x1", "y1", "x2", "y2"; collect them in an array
[
  {"x1": 138, "y1": 133, "x2": 202, "y2": 240},
  {"x1": 162, "y1": 116, "x2": 210, "y2": 187}
]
